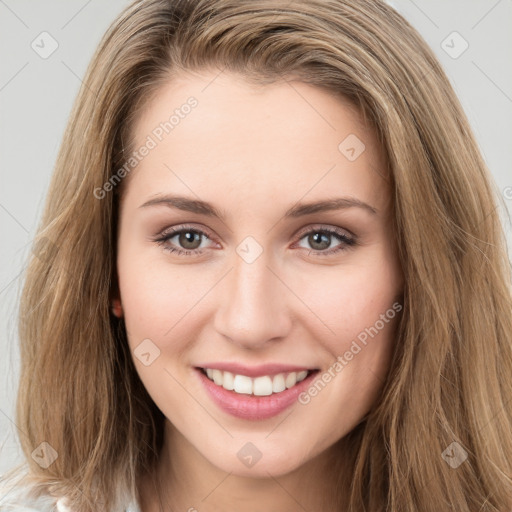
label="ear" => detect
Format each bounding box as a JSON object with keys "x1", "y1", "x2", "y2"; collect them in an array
[
  {"x1": 111, "y1": 298, "x2": 123, "y2": 318},
  {"x1": 110, "y1": 269, "x2": 123, "y2": 318}
]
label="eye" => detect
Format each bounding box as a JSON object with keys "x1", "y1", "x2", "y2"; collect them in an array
[
  {"x1": 153, "y1": 224, "x2": 357, "y2": 257},
  {"x1": 153, "y1": 224, "x2": 217, "y2": 256},
  {"x1": 294, "y1": 226, "x2": 356, "y2": 257}
]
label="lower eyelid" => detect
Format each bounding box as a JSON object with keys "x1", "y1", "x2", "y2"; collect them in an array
[
  {"x1": 154, "y1": 229, "x2": 355, "y2": 257},
  {"x1": 157, "y1": 230, "x2": 215, "y2": 249},
  {"x1": 294, "y1": 232, "x2": 355, "y2": 253}
]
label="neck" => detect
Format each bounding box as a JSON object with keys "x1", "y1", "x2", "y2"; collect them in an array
[{"x1": 138, "y1": 420, "x2": 353, "y2": 512}]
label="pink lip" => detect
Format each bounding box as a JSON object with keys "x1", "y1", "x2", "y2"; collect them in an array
[
  {"x1": 195, "y1": 367, "x2": 319, "y2": 421},
  {"x1": 195, "y1": 362, "x2": 316, "y2": 378}
]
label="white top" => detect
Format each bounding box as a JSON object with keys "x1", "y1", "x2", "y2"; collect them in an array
[{"x1": 0, "y1": 470, "x2": 141, "y2": 512}]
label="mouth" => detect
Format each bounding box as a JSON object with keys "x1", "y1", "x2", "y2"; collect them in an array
[
  {"x1": 198, "y1": 367, "x2": 316, "y2": 396},
  {"x1": 194, "y1": 365, "x2": 320, "y2": 420}
]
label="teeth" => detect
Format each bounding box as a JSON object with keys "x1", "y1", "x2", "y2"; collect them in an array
[
  {"x1": 272, "y1": 373, "x2": 286, "y2": 393},
  {"x1": 212, "y1": 369, "x2": 223, "y2": 386},
  {"x1": 285, "y1": 372, "x2": 297, "y2": 389},
  {"x1": 253, "y1": 376, "x2": 273, "y2": 396},
  {"x1": 233, "y1": 374, "x2": 252, "y2": 394},
  {"x1": 297, "y1": 370, "x2": 308, "y2": 381},
  {"x1": 203, "y1": 368, "x2": 310, "y2": 396},
  {"x1": 223, "y1": 371, "x2": 234, "y2": 391}
]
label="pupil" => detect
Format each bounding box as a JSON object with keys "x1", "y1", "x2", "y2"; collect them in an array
[
  {"x1": 180, "y1": 231, "x2": 201, "y2": 249},
  {"x1": 310, "y1": 232, "x2": 329, "y2": 250},
  {"x1": 177, "y1": 231, "x2": 333, "y2": 251}
]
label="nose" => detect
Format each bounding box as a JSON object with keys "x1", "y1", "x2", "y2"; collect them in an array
[{"x1": 213, "y1": 247, "x2": 292, "y2": 350}]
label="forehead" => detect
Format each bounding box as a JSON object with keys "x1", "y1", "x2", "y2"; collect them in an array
[{"x1": 122, "y1": 70, "x2": 390, "y2": 216}]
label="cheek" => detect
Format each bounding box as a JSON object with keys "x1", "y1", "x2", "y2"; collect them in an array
[
  {"x1": 295, "y1": 254, "x2": 401, "y2": 353},
  {"x1": 294, "y1": 265, "x2": 401, "y2": 435},
  {"x1": 116, "y1": 244, "x2": 203, "y2": 351},
  {"x1": 118, "y1": 233, "x2": 402, "y2": 359}
]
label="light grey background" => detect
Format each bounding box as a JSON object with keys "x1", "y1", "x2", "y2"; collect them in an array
[{"x1": 1, "y1": 0, "x2": 511, "y2": 473}]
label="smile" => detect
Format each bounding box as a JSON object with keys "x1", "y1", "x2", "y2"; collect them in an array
[{"x1": 201, "y1": 368, "x2": 312, "y2": 396}]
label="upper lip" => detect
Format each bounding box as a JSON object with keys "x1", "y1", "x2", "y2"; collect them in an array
[{"x1": 196, "y1": 362, "x2": 318, "y2": 378}]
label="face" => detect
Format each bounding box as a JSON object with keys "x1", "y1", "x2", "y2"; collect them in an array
[{"x1": 114, "y1": 69, "x2": 403, "y2": 478}]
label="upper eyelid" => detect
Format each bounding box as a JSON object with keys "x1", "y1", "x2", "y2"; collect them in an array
[
  {"x1": 295, "y1": 223, "x2": 355, "y2": 239},
  {"x1": 158, "y1": 223, "x2": 354, "y2": 239},
  {"x1": 157, "y1": 223, "x2": 355, "y2": 248},
  {"x1": 159, "y1": 223, "x2": 216, "y2": 241}
]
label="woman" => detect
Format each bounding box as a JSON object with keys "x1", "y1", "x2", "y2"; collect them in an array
[{"x1": 1, "y1": 0, "x2": 511, "y2": 510}]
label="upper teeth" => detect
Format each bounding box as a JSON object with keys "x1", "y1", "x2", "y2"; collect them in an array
[{"x1": 204, "y1": 369, "x2": 309, "y2": 396}]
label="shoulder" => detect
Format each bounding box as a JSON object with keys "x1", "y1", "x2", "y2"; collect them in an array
[
  {"x1": 0, "y1": 467, "x2": 64, "y2": 512},
  {"x1": 0, "y1": 467, "x2": 141, "y2": 512}
]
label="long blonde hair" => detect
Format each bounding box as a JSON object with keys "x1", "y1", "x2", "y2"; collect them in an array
[{"x1": 5, "y1": 0, "x2": 512, "y2": 510}]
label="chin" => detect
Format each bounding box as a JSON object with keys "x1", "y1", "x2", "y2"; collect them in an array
[{"x1": 204, "y1": 441, "x2": 311, "y2": 478}]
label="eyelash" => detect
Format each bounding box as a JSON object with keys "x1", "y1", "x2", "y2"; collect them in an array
[{"x1": 153, "y1": 223, "x2": 357, "y2": 258}]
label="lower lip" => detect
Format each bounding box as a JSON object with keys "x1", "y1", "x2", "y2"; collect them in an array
[{"x1": 195, "y1": 368, "x2": 318, "y2": 420}]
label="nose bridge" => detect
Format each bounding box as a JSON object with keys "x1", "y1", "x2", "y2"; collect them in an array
[{"x1": 213, "y1": 240, "x2": 290, "y2": 348}]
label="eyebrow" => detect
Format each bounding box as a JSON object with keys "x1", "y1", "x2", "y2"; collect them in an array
[{"x1": 139, "y1": 194, "x2": 378, "y2": 219}]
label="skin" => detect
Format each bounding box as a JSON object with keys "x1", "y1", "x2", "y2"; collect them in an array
[{"x1": 113, "y1": 69, "x2": 403, "y2": 511}]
